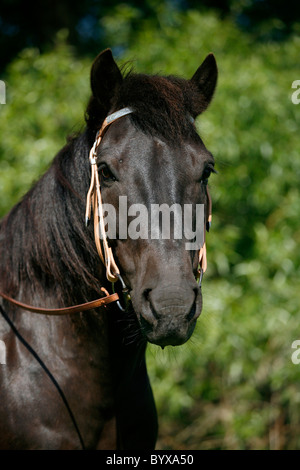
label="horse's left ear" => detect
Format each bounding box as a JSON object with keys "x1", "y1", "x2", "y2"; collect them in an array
[
  {"x1": 86, "y1": 49, "x2": 123, "y2": 129},
  {"x1": 90, "y1": 48, "x2": 123, "y2": 111},
  {"x1": 190, "y1": 53, "x2": 218, "y2": 115}
]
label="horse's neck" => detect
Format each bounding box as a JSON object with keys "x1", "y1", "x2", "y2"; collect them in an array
[{"x1": 0, "y1": 131, "x2": 107, "y2": 307}]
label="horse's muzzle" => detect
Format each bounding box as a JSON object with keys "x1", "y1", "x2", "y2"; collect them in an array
[{"x1": 133, "y1": 283, "x2": 202, "y2": 347}]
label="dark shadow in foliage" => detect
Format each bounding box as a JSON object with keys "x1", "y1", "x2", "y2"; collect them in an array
[{"x1": 1, "y1": 0, "x2": 300, "y2": 73}]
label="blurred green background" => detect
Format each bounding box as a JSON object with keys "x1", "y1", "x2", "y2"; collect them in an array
[{"x1": 1, "y1": 0, "x2": 300, "y2": 450}]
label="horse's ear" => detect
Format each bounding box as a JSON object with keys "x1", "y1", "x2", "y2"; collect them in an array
[
  {"x1": 190, "y1": 53, "x2": 218, "y2": 115},
  {"x1": 90, "y1": 48, "x2": 123, "y2": 111}
]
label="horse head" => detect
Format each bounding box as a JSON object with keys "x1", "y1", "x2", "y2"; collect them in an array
[{"x1": 85, "y1": 49, "x2": 218, "y2": 348}]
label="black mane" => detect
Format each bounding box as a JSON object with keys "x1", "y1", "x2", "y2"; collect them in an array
[{"x1": 0, "y1": 131, "x2": 104, "y2": 306}]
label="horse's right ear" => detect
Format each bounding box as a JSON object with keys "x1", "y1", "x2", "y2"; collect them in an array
[
  {"x1": 90, "y1": 49, "x2": 123, "y2": 112},
  {"x1": 190, "y1": 53, "x2": 218, "y2": 116}
]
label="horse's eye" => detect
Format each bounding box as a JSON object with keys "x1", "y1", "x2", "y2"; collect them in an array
[
  {"x1": 201, "y1": 164, "x2": 217, "y2": 184},
  {"x1": 100, "y1": 165, "x2": 116, "y2": 182}
]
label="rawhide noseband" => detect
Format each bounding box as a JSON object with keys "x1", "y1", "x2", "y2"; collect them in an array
[{"x1": 0, "y1": 107, "x2": 212, "y2": 315}]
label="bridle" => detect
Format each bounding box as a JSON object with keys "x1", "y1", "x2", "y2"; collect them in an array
[
  {"x1": 85, "y1": 107, "x2": 134, "y2": 283},
  {"x1": 0, "y1": 107, "x2": 212, "y2": 315}
]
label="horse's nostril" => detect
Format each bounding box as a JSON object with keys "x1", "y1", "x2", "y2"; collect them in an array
[
  {"x1": 141, "y1": 289, "x2": 159, "y2": 322},
  {"x1": 143, "y1": 288, "x2": 152, "y2": 302},
  {"x1": 193, "y1": 287, "x2": 199, "y2": 297},
  {"x1": 186, "y1": 300, "x2": 197, "y2": 321},
  {"x1": 140, "y1": 301, "x2": 158, "y2": 327}
]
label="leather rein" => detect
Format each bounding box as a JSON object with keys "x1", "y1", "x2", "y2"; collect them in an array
[{"x1": 0, "y1": 107, "x2": 211, "y2": 316}]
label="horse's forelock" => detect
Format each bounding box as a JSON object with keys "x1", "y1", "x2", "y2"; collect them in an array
[{"x1": 112, "y1": 73, "x2": 198, "y2": 142}]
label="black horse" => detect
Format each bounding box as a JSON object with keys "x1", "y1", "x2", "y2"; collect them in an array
[{"x1": 0, "y1": 49, "x2": 217, "y2": 449}]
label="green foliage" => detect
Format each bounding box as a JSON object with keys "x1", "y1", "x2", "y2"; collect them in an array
[
  {"x1": 1, "y1": 7, "x2": 300, "y2": 450},
  {"x1": 0, "y1": 33, "x2": 90, "y2": 214}
]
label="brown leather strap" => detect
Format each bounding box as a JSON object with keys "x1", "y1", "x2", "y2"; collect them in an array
[
  {"x1": 85, "y1": 107, "x2": 134, "y2": 283},
  {"x1": 197, "y1": 185, "x2": 212, "y2": 278},
  {"x1": 0, "y1": 290, "x2": 119, "y2": 315}
]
